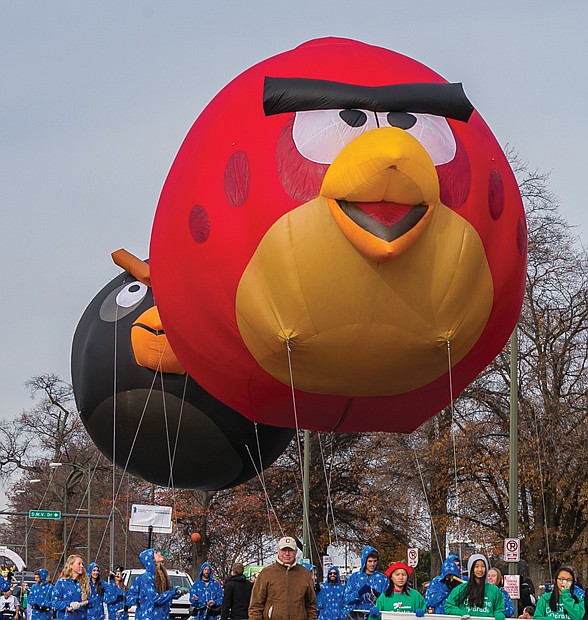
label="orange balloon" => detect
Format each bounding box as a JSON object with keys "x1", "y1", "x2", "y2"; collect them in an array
[{"x1": 190, "y1": 532, "x2": 201, "y2": 543}]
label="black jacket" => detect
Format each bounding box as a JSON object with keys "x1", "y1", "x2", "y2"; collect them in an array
[{"x1": 221, "y1": 574, "x2": 253, "y2": 620}]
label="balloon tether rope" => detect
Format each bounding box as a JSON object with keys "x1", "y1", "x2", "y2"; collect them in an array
[
  {"x1": 285, "y1": 338, "x2": 311, "y2": 549},
  {"x1": 413, "y1": 446, "x2": 443, "y2": 564},
  {"x1": 447, "y1": 339, "x2": 464, "y2": 568}
]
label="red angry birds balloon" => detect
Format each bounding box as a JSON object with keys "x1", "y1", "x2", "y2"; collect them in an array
[{"x1": 150, "y1": 37, "x2": 526, "y2": 433}]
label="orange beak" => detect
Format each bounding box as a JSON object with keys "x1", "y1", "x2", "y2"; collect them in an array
[
  {"x1": 319, "y1": 126, "x2": 439, "y2": 261},
  {"x1": 131, "y1": 306, "x2": 185, "y2": 374}
]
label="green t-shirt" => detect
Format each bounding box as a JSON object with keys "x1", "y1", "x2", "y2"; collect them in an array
[
  {"x1": 534, "y1": 591, "x2": 585, "y2": 620},
  {"x1": 376, "y1": 588, "x2": 426, "y2": 614},
  {"x1": 445, "y1": 582, "x2": 505, "y2": 620}
]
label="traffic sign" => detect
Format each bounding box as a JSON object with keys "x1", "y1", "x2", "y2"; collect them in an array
[
  {"x1": 29, "y1": 510, "x2": 61, "y2": 520},
  {"x1": 504, "y1": 537, "x2": 521, "y2": 562},
  {"x1": 407, "y1": 548, "x2": 419, "y2": 567},
  {"x1": 504, "y1": 574, "x2": 520, "y2": 599}
]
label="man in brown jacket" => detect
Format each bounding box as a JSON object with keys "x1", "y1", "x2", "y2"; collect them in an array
[{"x1": 249, "y1": 536, "x2": 317, "y2": 620}]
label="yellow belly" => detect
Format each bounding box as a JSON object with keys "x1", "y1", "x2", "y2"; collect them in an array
[{"x1": 235, "y1": 197, "x2": 493, "y2": 396}]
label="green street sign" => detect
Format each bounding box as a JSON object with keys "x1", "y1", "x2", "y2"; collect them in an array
[{"x1": 29, "y1": 510, "x2": 61, "y2": 520}]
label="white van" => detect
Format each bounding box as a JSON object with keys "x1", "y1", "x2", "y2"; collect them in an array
[{"x1": 122, "y1": 568, "x2": 193, "y2": 620}]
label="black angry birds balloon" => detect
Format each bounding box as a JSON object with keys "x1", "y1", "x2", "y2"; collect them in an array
[{"x1": 71, "y1": 255, "x2": 293, "y2": 490}]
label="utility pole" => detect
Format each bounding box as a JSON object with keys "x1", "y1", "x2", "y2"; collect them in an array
[
  {"x1": 302, "y1": 429, "x2": 310, "y2": 561},
  {"x1": 509, "y1": 327, "x2": 519, "y2": 613}
]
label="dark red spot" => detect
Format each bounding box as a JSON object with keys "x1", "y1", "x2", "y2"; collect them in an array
[
  {"x1": 437, "y1": 132, "x2": 471, "y2": 209},
  {"x1": 276, "y1": 117, "x2": 328, "y2": 202},
  {"x1": 488, "y1": 169, "x2": 505, "y2": 220},
  {"x1": 189, "y1": 205, "x2": 210, "y2": 244},
  {"x1": 517, "y1": 216, "x2": 527, "y2": 256},
  {"x1": 224, "y1": 151, "x2": 250, "y2": 207}
]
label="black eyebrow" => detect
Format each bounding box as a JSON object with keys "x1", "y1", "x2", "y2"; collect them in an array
[{"x1": 263, "y1": 76, "x2": 474, "y2": 122}]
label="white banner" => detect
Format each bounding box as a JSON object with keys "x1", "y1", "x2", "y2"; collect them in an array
[{"x1": 129, "y1": 504, "x2": 173, "y2": 533}]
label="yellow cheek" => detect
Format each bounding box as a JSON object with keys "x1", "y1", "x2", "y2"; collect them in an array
[{"x1": 236, "y1": 197, "x2": 492, "y2": 396}]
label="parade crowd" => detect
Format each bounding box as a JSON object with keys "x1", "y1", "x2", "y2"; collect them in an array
[{"x1": 0, "y1": 538, "x2": 584, "y2": 620}]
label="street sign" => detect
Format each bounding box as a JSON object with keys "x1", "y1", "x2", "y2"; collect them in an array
[
  {"x1": 504, "y1": 574, "x2": 520, "y2": 599},
  {"x1": 504, "y1": 537, "x2": 521, "y2": 562},
  {"x1": 29, "y1": 510, "x2": 61, "y2": 520},
  {"x1": 129, "y1": 504, "x2": 173, "y2": 534},
  {"x1": 407, "y1": 548, "x2": 419, "y2": 567}
]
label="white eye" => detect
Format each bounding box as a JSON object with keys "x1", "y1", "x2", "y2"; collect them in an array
[
  {"x1": 292, "y1": 109, "x2": 379, "y2": 164},
  {"x1": 376, "y1": 112, "x2": 456, "y2": 166},
  {"x1": 116, "y1": 282, "x2": 148, "y2": 308}
]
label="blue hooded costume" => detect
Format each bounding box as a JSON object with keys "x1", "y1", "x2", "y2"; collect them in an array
[
  {"x1": 104, "y1": 574, "x2": 128, "y2": 620},
  {"x1": 51, "y1": 568, "x2": 87, "y2": 620},
  {"x1": 317, "y1": 566, "x2": 345, "y2": 620},
  {"x1": 424, "y1": 554, "x2": 464, "y2": 614},
  {"x1": 28, "y1": 569, "x2": 53, "y2": 620},
  {"x1": 189, "y1": 561, "x2": 224, "y2": 620},
  {"x1": 0, "y1": 576, "x2": 10, "y2": 593},
  {"x1": 86, "y1": 563, "x2": 108, "y2": 620},
  {"x1": 125, "y1": 574, "x2": 142, "y2": 614},
  {"x1": 136, "y1": 548, "x2": 180, "y2": 620},
  {"x1": 343, "y1": 546, "x2": 389, "y2": 617}
]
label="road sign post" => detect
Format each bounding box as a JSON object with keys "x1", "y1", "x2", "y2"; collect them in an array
[
  {"x1": 407, "y1": 548, "x2": 419, "y2": 567},
  {"x1": 29, "y1": 510, "x2": 61, "y2": 520},
  {"x1": 504, "y1": 538, "x2": 521, "y2": 562}
]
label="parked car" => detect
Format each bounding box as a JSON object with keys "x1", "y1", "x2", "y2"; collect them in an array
[{"x1": 122, "y1": 568, "x2": 193, "y2": 620}]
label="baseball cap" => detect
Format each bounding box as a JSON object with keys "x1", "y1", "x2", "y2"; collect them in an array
[{"x1": 278, "y1": 536, "x2": 297, "y2": 550}]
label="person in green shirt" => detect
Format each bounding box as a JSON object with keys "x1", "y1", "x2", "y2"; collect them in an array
[
  {"x1": 445, "y1": 554, "x2": 505, "y2": 620},
  {"x1": 533, "y1": 567, "x2": 584, "y2": 620},
  {"x1": 375, "y1": 561, "x2": 425, "y2": 615}
]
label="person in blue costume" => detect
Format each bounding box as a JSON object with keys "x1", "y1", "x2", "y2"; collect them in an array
[
  {"x1": 51, "y1": 554, "x2": 90, "y2": 620},
  {"x1": 28, "y1": 569, "x2": 53, "y2": 620},
  {"x1": 343, "y1": 546, "x2": 389, "y2": 620},
  {"x1": 124, "y1": 573, "x2": 143, "y2": 617},
  {"x1": 104, "y1": 566, "x2": 127, "y2": 620},
  {"x1": 424, "y1": 553, "x2": 465, "y2": 614},
  {"x1": 488, "y1": 568, "x2": 515, "y2": 618},
  {"x1": 86, "y1": 563, "x2": 108, "y2": 620},
  {"x1": 190, "y1": 561, "x2": 224, "y2": 620},
  {"x1": 317, "y1": 566, "x2": 345, "y2": 620},
  {"x1": 136, "y1": 548, "x2": 182, "y2": 620}
]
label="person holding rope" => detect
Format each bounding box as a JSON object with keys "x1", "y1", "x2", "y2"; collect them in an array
[
  {"x1": 28, "y1": 569, "x2": 53, "y2": 620},
  {"x1": 445, "y1": 553, "x2": 505, "y2": 620},
  {"x1": 343, "y1": 546, "x2": 389, "y2": 620},
  {"x1": 136, "y1": 548, "x2": 183, "y2": 620},
  {"x1": 51, "y1": 555, "x2": 90, "y2": 620},
  {"x1": 104, "y1": 566, "x2": 128, "y2": 620},
  {"x1": 86, "y1": 563, "x2": 108, "y2": 620},
  {"x1": 317, "y1": 566, "x2": 345, "y2": 620},
  {"x1": 424, "y1": 553, "x2": 464, "y2": 614},
  {"x1": 190, "y1": 561, "x2": 223, "y2": 620}
]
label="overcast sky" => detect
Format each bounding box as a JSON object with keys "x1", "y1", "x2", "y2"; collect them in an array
[{"x1": 2, "y1": 0, "x2": 587, "y2": 432}]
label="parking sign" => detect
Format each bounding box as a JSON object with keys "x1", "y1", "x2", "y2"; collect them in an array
[
  {"x1": 407, "y1": 548, "x2": 419, "y2": 567},
  {"x1": 504, "y1": 538, "x2": 520, "y2": 562}
]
